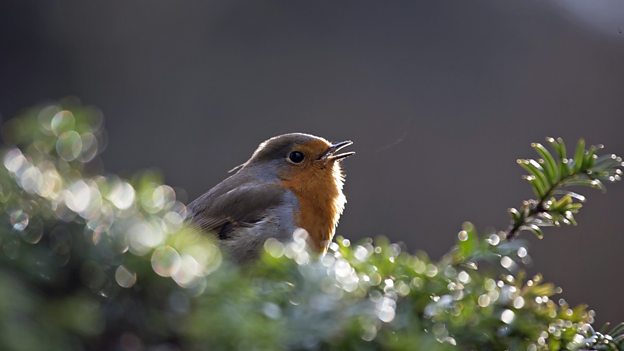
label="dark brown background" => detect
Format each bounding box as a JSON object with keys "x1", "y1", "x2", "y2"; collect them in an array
[{"x1": 1, "y1": 0, "x2": 623, "y2": 323}]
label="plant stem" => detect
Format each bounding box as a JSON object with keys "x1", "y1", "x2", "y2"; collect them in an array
[{"x1": 505, "y1": 176, "x2": 567, "y2": 241}]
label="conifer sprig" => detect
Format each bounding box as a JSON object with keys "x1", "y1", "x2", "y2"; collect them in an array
[{"x1": 506, "y1": 138, "x2": 623, "y2": 240}]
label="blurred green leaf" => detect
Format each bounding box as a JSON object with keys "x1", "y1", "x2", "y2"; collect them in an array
[{"x1": 573, "y1": 138, "x2": 586, "y2": 173}]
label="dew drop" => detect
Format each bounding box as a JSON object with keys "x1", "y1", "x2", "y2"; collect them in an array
[
  {"x1": 487, "y1": 234, "x2": 500, "y2": 246},
  {"x1": 465, "y1": 261, "x2": 478, "y2": 270},
  {"x1": 535, "y1": 296, "x2": 543, "y2": 304},
  {"x1": 425, "y1": 264, "x2": 438, "y2": 277},
  {"x1": 458, "y1": 271, "x2": 470, "y2": 284},
  {"x1": 500, "y1": 309, "x2": 515, "y2": 324},
  {"x1": 517, "y1": 247, "x2": 528, "y2": 258},
  {"x1": 376, "y1": 297, "x2": 396, "y2": 323},
  {"x1": 457, "y1": 230, "x2": 468, "y2": 241},
  {"x1": 500, "y1": 256, "x2": 514, "y2": 269},
  {"x1": 354, "y1": 245, "x2": 369, "y2": 261},
  {"x1": 478, "y1": 294, "x2": 491, "y2": 307}
]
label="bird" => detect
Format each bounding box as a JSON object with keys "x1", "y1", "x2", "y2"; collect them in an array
[{"x1": 187, "y1": 133, "x2": 354, "y2": 262}]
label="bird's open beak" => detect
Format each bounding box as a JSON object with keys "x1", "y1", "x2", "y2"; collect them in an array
[{"x1": 319, "y1": 140, "x2": 355, "y2": 162}]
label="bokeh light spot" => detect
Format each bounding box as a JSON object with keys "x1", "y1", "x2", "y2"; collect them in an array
[
  {"x1": 115, "y1": 265, "x2": 137, "y2": 288},
  {"x1": 9, "y1": 209, "x2": 29, "y2": 231},
  {"x1": 64, "y1": 180, "x2": 92, "y2": 213},
  {"x1": 457, "y1": 230, "x2": 468, "y2": 241},
  {"x1": 79, "y1": 132, "x2": 99, "y2": 162},
  {"x1": 51, "y1": 110, "x2": 75, "y2": 135},
  {"x1": 501, "y1": 309, "x2": 515, "y2": 324},
  {"x1": 3, "y1": 148, "x2": 26, "y2": 173},
  {"x1": 151, "y1": 246, "x2": 181, "y2": 277},
  {"x1": 264, "y1": 238, "x2": 284, "y2": 258},
  {"x1": 109, "y1": 181, "x2": 136, "y2": 210},
  {"x1": 56, "y1": 131, "x2": 83, "y2": 161},
  {"x1": 21, "y1": 218, "x2": 44, "y2": 244}
]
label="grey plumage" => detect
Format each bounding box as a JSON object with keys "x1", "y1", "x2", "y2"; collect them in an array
[{"x1": 187, "y1": 170, "x2": 299, "y2": 261}]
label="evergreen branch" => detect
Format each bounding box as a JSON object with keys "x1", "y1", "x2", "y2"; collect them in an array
[{"x1": 505, "y1": 138, "x2": 623, "y2": 241}]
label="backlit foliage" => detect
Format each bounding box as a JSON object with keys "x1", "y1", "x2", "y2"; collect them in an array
[{"x1": 0, "y1": 101, "x2": 622, "y2": 351}]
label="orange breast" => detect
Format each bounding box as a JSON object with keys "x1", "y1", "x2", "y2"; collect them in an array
[
  {"x1": 293, "y1": 194, "x2": 336, "y2": 252},
  {"x1": 281, "y1": 167, "x2": 345, "y2": 253}
]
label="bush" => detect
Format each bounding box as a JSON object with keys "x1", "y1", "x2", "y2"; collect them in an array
[{"x1": 0, "y1": 101, "x2": 623, "y2": 351}]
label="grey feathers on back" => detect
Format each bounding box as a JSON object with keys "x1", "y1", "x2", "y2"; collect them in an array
[{"x1": 187, "y1": 172, "x2": 298, "y2": 261}]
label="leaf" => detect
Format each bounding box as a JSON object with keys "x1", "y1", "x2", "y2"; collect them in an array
[
  {"x1": 518, "y1": 160, "x2": 548, "y2": 196},
  {"x1": 559, "y1": 158, "x2": 570, "y2": 179},
  {"x1": 573, "y1": 138, "x2": 586, "y2": 172},
  {"x1": 548, "y1": 137, "x2": 572, "y2": 178},
  {"x1": 564, "y1": 178, "x2": 605, "y2": 192},
  {"x1": 520, "y1": 224, "x2": 544, "y2": 239},
  {"x1": 608, "y1": 323, "x2": 624, "y2": 342},
  {"x1": 457, "y1": 222, "x2": 479, "y2": 260},
  {"x1": 552, "y1": 190, "x2": 586, "y2": 202},
  {"x1": 528, "y1": 159, "x2": 550, "y2": 188},
  {"x1": 582, "y1": 144, "x2": 598, "y2": 170},
  {"x1": 547, "y1": 137, "x2": 567, "y2": 160},
  {"x1": 533, "y1": 142, "x2": 559, "y2": 184},
  {"x1": 524, "y1": 176, "x2": 545, "y2": 197},
  {"x1": 592, "y1": 154, "x2": 622, "y2": 172},
  {"x1": 564, "y1": 211, "x2": 578, "y2": 225},
  {"x1": 508, "y1": 208, "x2": 521, "y2": 223}
]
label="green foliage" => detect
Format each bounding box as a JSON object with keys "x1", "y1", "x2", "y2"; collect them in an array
[
  {"x1": 0, "y1": 102, "x2": 623, "y2": 350},
  {"x1": 508, "y1": 139, "x2": 622, "y2": 240}
]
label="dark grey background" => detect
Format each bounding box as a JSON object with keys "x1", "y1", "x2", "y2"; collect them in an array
[{"x1": 1, "y1": 1, "x2": 623, "y2": 323}]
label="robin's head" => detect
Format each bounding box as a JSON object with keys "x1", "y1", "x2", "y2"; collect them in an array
[{"x1": 243, "y1": 133, "x2": 354, "y2": 183}]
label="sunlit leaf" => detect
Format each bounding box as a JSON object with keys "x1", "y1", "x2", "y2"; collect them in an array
[
  {"x1": 573, "y1": 138, "x2": 586, "y2": 172},
  {"x1": 533, "y1": 142, "x2": 559, "y2": 184}
]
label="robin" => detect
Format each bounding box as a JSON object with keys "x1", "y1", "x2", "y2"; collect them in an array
[{"x1": 187, "y1": 133, "x2": 354, "y2": 261}]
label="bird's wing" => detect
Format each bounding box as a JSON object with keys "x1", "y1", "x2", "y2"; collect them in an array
[{"x1": 188, "y1": 182, "x2": 287, "y2": 239}]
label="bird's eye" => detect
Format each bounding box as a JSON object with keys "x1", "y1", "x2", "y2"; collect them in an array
[{"x1": 288, "y1": 151, "x2": 305, "y2": 164}]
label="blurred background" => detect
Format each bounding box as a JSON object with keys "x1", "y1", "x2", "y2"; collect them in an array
[{"x1": 1, "y1": 0, "x2": 623, "y2": 323}]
